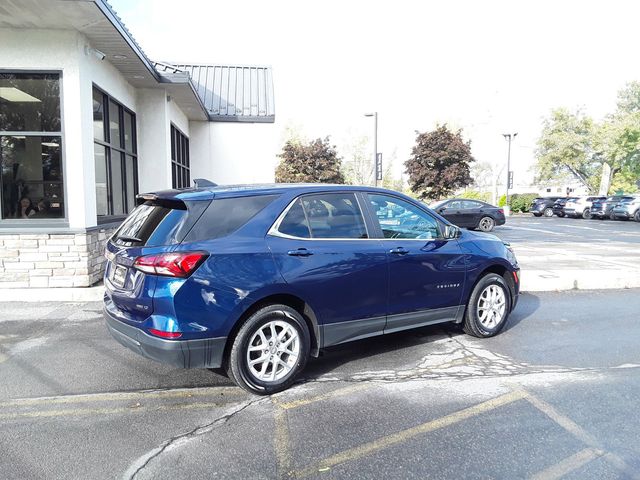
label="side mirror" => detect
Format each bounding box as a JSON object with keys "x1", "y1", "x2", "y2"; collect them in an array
[
  {"x1": 444, "y1": 225, "x2": 460, "y2": 239},
  {"x1": 437, "y1": 208, "x2": 446, "y2": 214}
]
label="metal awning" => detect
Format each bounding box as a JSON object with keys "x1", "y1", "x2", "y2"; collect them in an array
[{"x1": 155, "y1": 63, "x2": 275, "y2": 123}]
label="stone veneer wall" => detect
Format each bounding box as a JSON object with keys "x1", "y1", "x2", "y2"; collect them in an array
[{"x1": 0, "y1": 226, "x2": 118, "y2": 288}]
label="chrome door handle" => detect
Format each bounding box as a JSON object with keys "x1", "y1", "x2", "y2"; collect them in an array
[
  {"x1": 287, "y1": 248, "x2": 313, "y2": 257},
  {"x1": 389, "y1": 247, "x2": 409, "y2": 255}
]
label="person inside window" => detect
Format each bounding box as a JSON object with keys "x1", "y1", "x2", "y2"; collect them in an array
[{"x1": 18, "y1": 196, "x2": 38, "y2": 218}]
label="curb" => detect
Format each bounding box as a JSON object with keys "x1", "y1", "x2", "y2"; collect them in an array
[
  {"x1": 521, "y1": 270, "x2": 640, "y2": 292},
  {"x1": 0, "y1": 285, "x2": 105, "y2": 302}
]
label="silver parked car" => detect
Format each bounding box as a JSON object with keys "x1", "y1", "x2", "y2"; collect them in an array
[{"x1": 611, "y1": 196, "x2": 640, "y2": 221}]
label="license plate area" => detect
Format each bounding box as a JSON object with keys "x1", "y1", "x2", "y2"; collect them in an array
[{"x1": 111, "y1": 264, "x2": 128, "y2": 289}]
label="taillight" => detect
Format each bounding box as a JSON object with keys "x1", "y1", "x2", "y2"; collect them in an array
[
  {"x1": 498, "y1": 209, "x2": 504, "y2": 215},
  {"x1": 134, "y1": 251, "x2": 208, "y2": 278},
  {"x1": 148, "y1": 328, "x2": 182, "y2": 339}
]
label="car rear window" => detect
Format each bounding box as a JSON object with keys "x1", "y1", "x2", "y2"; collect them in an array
[
  {"x1": 184, "y1": 194, "x2": 278, "y2": 242},
  {"x1": 113, "y1": 200, "x2": 208, "y2": 247}
]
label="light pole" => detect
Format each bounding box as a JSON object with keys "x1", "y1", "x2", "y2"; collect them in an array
[
  {"x1": 502, "y1": 132, "x2": 517, "y2": 208},
  {"x1": 365, "y1": 112, "x2": 378, "y2": 186}
]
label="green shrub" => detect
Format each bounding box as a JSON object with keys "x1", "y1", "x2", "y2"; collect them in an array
[
  {"x1": 498, "y1": 194, "x2": 507, "y2": 207},
  {"x1": 460, "y1": 190, "x2": 491, "y2": 203},
  {"x1": 508, "y1": 193, "x2": 539, "y2": 213}
]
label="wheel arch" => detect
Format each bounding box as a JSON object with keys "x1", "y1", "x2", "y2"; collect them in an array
[{"x1": 223, "y1": 293, "x2": 321, "y2": 365}]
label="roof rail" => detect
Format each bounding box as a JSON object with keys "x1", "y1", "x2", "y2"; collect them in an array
[{"x1": 193, "y1": 178, "x2": 218, "y2": 188}]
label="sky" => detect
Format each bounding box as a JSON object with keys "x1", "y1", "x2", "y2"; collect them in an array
[{"x1": 110, "y1": 0, "x2": 640, "y2": 188}]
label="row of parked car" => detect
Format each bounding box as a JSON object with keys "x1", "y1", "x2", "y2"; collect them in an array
[{"x1": 530, "y1": 195, "x2": 640, "y2": 221}]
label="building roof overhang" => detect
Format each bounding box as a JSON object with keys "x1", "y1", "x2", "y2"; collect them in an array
[{"x1": 0, "y1": 0, "x2": 208, "y2": 120}]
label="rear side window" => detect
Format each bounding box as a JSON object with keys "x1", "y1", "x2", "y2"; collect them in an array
[
  {"x1": 276, "y1": 193, "x2": 368, "y2": 239},
  {"x1": 113, "y1": 203, "x2": 194, "y2": 247},
  {"x1": 185, "y1": 195, "x2": 278, "y2": 242}
]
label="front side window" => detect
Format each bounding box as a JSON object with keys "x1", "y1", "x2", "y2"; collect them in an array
[
  {"x1": 277, "y1": 192, "x2": 368, "y2": 239},
  {"x1": 369, "y1": 194, "x2": 441, "y2": 240},
  {"x1": 0, "y1": 73, "x2": 64, "y2": 220},
  {"x1": 93, "y1": 86, "x2": 137, "y2": 220}
]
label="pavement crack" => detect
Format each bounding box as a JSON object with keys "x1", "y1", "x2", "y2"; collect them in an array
[{"x1": 125, "y1": 397, "x2": 265, "y2": 480}]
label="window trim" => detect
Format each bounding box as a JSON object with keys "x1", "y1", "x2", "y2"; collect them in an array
[
  {"x1": 268, "y1": 191, "x2": 372, "y2": 241},
  {"x1": 0, "y1": 70, "x2": 68, "y2": 225},
  {"x1": 92, "y1": 84, "x2": 138, "y2": 219}
]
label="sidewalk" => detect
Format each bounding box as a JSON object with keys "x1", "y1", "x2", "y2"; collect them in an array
[{"x1": 516, "y1": 241, "x2": 640, "y2": 292}]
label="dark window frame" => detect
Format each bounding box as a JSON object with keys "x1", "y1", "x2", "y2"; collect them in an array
[
  {"x1": 0, "y1": 70, "x2": 67, "y2": 225},
  {"x1": 170, "y1": 124, "x2": 190, "y2": 189},
  {"x1": 93, "y1": 85, "x2": 138, "y2": 223}
]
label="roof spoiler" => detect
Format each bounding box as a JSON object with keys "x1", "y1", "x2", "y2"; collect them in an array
[{"x1": 193, "y1": 178, "x2": 218, "y2": 188}]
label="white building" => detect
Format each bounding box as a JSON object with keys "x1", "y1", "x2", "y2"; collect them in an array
[{"x1": 0, "y1": 0, "x2": 277, "y2": 289}]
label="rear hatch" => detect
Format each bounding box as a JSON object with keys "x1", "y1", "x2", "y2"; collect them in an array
[{"x1": 104, "y1": 194, "x2": 210, "y2": 322}]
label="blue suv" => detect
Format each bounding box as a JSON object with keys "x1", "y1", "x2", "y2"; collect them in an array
[{"x1": 104, "y1": 184, "x2": 520, "y2": 394}]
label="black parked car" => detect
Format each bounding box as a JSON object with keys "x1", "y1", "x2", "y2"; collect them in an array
[
  {"x1": 552, "y1": 197, "x2": 576, "y2": 217},
  {"x1": 430, "y1": 198, "x2": 505, "y2": 232},
  {"x1": 590, "y1": 195, "x2": 634, "y2": 219},
  {"x1": 530, "y1": 197, "x2": 563, "y2": 217}
]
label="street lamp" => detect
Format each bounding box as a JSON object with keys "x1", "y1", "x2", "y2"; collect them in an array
[
  {"x1": 502, "y1": 132, "x2": 518, "y2": 208},
  {"x1": 364, "y1": 112, "x2": 378, "y2": 186}
]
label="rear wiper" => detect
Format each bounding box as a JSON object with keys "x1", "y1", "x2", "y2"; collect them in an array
[{"x1": 116, "y1": 235, "x2": 142, "y2": 243}]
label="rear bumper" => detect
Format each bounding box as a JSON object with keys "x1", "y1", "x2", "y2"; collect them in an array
[
  {"x1": 104, "y1": 308, "x2": 227, "y2": 369},
  {"x1": 613, "y1": 210, "x2": 631, "y2": 219}
]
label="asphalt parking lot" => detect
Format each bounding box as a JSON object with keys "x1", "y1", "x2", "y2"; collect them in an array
[
  {"x1": 490, "y1": 216, "x2": 640, "y2": 291},
  {"x1": 2, "y1": 289, "x2": 640, "y2": 479}
]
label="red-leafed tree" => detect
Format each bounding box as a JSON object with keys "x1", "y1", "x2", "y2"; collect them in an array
[{"x1": 405, "y1": 125, "x2": 475, "y2": 200}]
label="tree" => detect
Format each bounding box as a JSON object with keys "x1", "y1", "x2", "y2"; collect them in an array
[
  {"x1": 616, "y1": 81, "x2": 640, "y2": 114},
  {"x1": 404, "y1": 125, "x2": 474, "y2": 200},
  {"x1": 534, "y1": 108, "x2": 598, "y2": 192},
  {"x1": 275, "y1": 137, "x2": 345, "y2": 184},
  {"x1": 342, "y1": 135, "x2": 373, "y2": 185}
]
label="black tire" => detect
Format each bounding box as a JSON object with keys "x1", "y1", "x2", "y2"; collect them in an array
[
  {"x1": 478, "y1": 216, "x2": 495, "y2": 232},
  {"x1": 463, "y1": 273, "x2": 512, "y2": 338},
  {"x1": 226, "y1": 304, "x2": 310, "y2": 395},
  {"x1": 609, "y1": 211, "x2": 617, "y2": 220},
  {"x1": 635, "y1": 210, "x2": 640, "y2": 222},
  {"x1": 532, "y1": 212, "x2": 542, "y2": 217},
  {"x1": 557, "y1": 212, "x2": 565, "y2": 218},
  {"x1": 543, "y1": 207, "x2": 553, "y2": 217},
  {"x1": 582, "y1": 209, "x2": 590, "y2": 219}
]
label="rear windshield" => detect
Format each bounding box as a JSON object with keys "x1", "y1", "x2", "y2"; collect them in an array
[
  {"x1": 113, "y1": 200, "x2": 207, "y2": 247},
  {"x1": 184, "y1": 194, "x2": 278, "y2": 242}
]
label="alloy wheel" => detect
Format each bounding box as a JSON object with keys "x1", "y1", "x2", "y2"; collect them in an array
[
  {"x1": 246, "y1": 320, "x2": 300, "y2": 382},
  {"x1": 479, "y1": 216, "x2": 495, "y2": 232},
  {"x1": 477, "y1": 285, "x2": 506, "y2": 329}
]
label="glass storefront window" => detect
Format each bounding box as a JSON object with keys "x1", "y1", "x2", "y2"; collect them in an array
[
  {"x1": 0, "y1": 135, "x2": 64, "y2": 219},
  {"x1": 0, "y1": 72, "x2": 64, "y2": 221},
  {"x1": 93, "y1": 86, "x2": 137, "y2": 219},
  {"x1": 0, "y1": 73, "x2": 61, "y2": 132}
]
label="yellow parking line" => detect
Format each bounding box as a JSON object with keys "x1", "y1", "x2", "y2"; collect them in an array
[
  {"x1": 529, "y1": 448, "x2": 603, "y2": 480},
  {"x1": 523, "y1": 392, "x2": 600, "y2": 447},
  {"x1": 276, "y1": 384, "x2": 371, "y2": 410},
  {"x1": 524, "y1": 392, "x2": 640, "y2": 480},
  {"x1": 0, "y1": 386, "x2": 243, "y2": 408},
  {"x1": 602, "y1": 452, "x2": 640, "y2": 480},
  {"x1": 0, "y1": 401, "x2": 227, "y2": 420},
  {"x1": 274, "y1": 408, "x2": 293, "y2": 478},
  {"x1": 295, "y1": 389, "x2": 528, "y2": 478}
]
